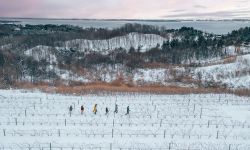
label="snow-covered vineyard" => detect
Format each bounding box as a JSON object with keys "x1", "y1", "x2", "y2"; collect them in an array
[{"x1": 0, "y1": 90, "x2": 250, "y2": 150}]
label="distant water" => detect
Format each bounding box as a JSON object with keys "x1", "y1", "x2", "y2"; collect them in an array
[{"x1": 1, "y1": 18, "x2": 250, "y2": 34}]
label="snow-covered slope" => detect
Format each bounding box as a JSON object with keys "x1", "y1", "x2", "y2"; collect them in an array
[
  {"x1": 133, "y1": 68, "x2": 168, "y2": 84},
  {"x1": 24, "y1": 45, "x2": 57, "y2": 64},
  {"x1": 193, "y1": 54, "x2": 250, "y2": 89},
  {"x1": 224, "y1": 45, "x2": 250, "y2": 56},
  {"x1": 1, "y1": 90, "x2": 250, "y2": 150},
  {"x1": 0, "y1": 44, "x2": 12, "y2": 50},
  {"x1": 63, "y1": 33, "x2": 167, "y2": 53},
  {"x1": 21, "y1": 41, "x2": 250, "y2": 89},
  {"x1": 133, "y1": 67, "x2": 186, "y2": 85}
]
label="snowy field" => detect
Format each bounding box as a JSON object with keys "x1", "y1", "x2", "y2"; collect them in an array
[{"x1": 0, "y1": 90, "x2": 250, "y2": 150}]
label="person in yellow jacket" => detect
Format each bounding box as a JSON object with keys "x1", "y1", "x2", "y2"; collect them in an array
[{"x1": 93, "y1": 104, "x2": 97, "y2": 115}]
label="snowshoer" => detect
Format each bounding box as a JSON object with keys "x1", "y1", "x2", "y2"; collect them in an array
[
  {"x1": 125, "y1": 106, "x2": 130, "y2": 115},
  {"x1": 69, "y1": 105, "x2": 73, "y2": 117},
  {"x1": 93, "y1": 104, "x2": 97, "y2": 115},
  {"x1": 81, "y1": 105, "x2": 84, "y2": 115},
  {"x1": 114, "y1": 104, "x2": 118, "y2": 114},
  {"x1": 105, "y1": 107, "x2": 109, "y2": 115}
]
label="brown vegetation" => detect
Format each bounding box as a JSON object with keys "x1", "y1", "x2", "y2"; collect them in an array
[
  {"x1": 230, "y1": 89, "x2": 250, "y2": 97},
  {"x1": 12, "y1": 80, "x2": 250, "y2": 97},
  {"x1": 223, "y1": 56, "x2": 237, "y2": 64},
  {"x1": 142, "y1": 62, "x2": 183, "y2": 69},
  {"x1": 13, "y1": 81, "x2": 229, "y2": 95}
]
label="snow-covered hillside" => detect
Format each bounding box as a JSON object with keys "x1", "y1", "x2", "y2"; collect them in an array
[
  {"x1": 21, "y1": 37, "x2": 250, "y2": 90},
  {"x1": 224, "y1": 45, "x2": 250, "y2": 56},
  {"x1": 133, "y1": 67, "x2": 186, "y2": 85},
  {"x1": 0, "y1": 90, "x2": 250, "y2": 150},
  {"x1": 193, "y1": 54, "x2": 250, "y2": 89},
  {"x1": 24, "y1": 45, "x2": 57, "y2": 64},
  {"x1": 63, "y1": 32, "x2": 168, "y2": 53}
]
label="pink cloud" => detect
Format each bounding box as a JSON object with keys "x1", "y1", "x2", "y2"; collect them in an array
[
  {"x1": 0, "y1": 0, "x2": 249, "y2": 19},
  {"x1": 0, "y1": 0, "x2": 42, "y2": 17}
]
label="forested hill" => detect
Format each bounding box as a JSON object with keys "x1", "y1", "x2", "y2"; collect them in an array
[{"x1": 0, "y1": 23, "x2": 250, "y2": 89}]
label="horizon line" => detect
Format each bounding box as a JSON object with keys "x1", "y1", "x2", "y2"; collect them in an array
[{"x1": 1, "y1": 17, "x2": 250, "y2": 21}]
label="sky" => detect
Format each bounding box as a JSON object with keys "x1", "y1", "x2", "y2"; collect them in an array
[{"x1": 0, "y1": 0, "x2": 250, "y2": 19}]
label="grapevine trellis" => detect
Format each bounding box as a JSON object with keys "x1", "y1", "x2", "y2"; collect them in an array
[{"x1": 0, "y1": 91, "x2": 250, "y2": 150}]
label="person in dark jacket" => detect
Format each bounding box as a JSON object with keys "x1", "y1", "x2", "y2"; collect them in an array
[
  {"x1": 69, "y1": 105, "x2": 73, "y2": 117},
  {"x1": 105, "y1": 107, "x2": 109, "y2": 115},
  {"x1": 114, "y1": 104, "x2": 118, "y2": 114},
  {"x1": 80, "y1": 105, "x2": 84, "y2": 115},
  {"x1": 125, "y1": 106, "x2": 130, "y2": 115}
]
